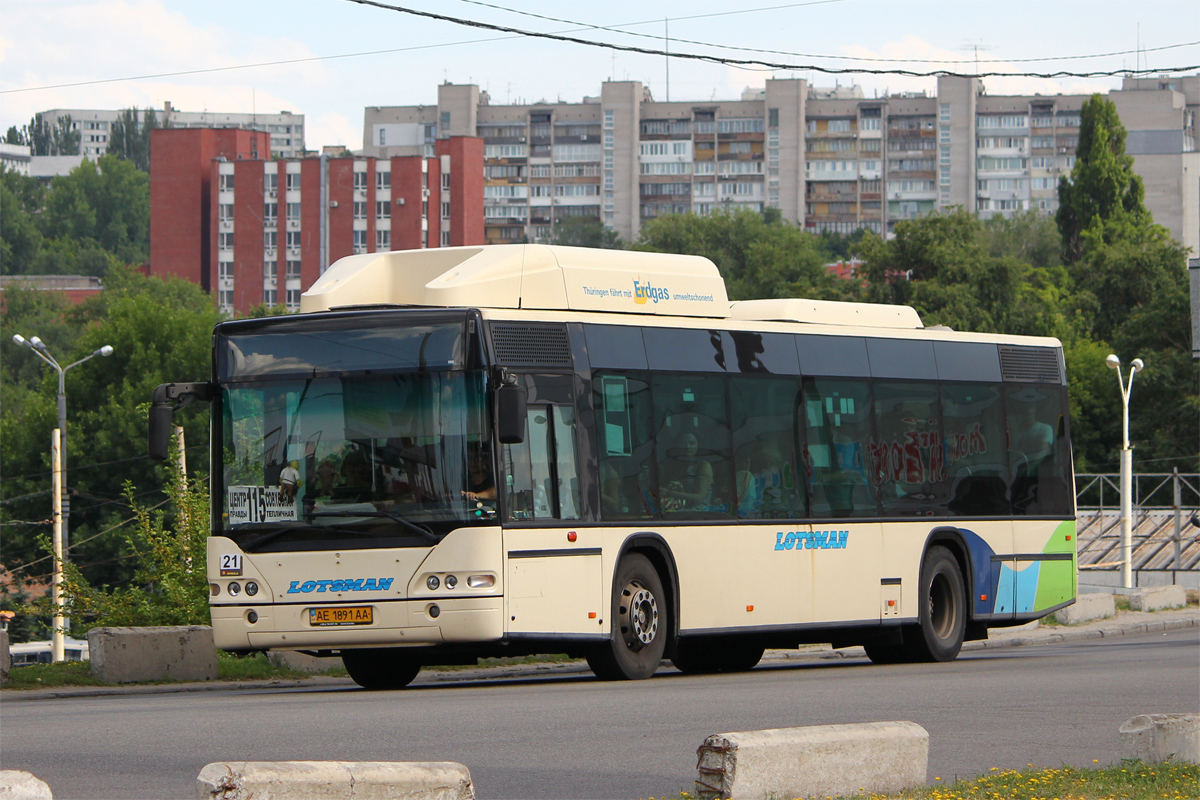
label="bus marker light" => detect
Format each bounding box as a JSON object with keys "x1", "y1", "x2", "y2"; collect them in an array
[
  {"x1": 588, "y1": 612, "x2": 597, "y2": 619},
  {"x1": 210, "y1": 583, "x2": 220, "y2": 596},
  {"x1": 1065, "y1": 535, "x2": 1072, "y2": 541},
  {"x1": 467, "y1": 575, "x2": 495, "y2": 588},
  {"x1": 445, "y1": 575, "x2": 458, "y2": 589},
  {"x1": 427, "y1": 575, "x2": 440, "y2": 590},
  {"x1": 887, "y1": 600, "x2": 895, "y2": 607},
  {"x1": 428, "y1": 604, "x2": 441, "y2": 618},
  {"x1": 746, "y1": 605, "x2": 754, "y2": 612},
  {"x1": 980, "y1": 594, "x2": 988, "y2": 602},
  {"x1": 567, "y1": 531, "x2": 577, "y2": 542}
]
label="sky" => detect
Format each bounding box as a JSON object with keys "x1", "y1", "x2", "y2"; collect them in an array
[{"x1": 2, "y1": 0, "x2": 1197, "y2": 151}]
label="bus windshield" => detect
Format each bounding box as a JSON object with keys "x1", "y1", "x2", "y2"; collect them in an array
[{"x1": 216, "y1": 317, "x2": 495, "y2": 552}]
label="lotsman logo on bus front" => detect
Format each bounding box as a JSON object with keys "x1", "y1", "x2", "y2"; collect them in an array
[
  {"x1": 632, "y1": 277, "x2": 670, "y2": 305},
  {"x1": 287, "y1": 578, "x2": 395, "y2": 593},
  {"x1": 774, "y1": 530, "x2": 849, "y2": 551}
]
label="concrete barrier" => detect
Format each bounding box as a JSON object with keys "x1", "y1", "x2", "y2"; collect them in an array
[
  {"x1": 88, "y1": 626, "x2": 218, "y2": 683},
  {"x1": 0, "y1": 770, "x2": 53, "y2": 799},
  {"x1": 196, "y1": 761, "x2": 474, "y2": 800},
  {"x1": 1057, "y1": 593, "x2": 1115, "y2": 624},
  {"x1": 1129, "y1": 586, "x2": 1188, "y2": 612},
  {"x1": 1, "y1": 630, "x2": 10, "y2": 685},
  {"x1": 695, "y1": 722, "x2": 928, "y2": 800},
  {"x1": 1120, "y1": 714, "x2": 1200, "y2": 764}
]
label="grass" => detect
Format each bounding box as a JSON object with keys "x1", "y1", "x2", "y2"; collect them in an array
[{"x1": 656, "y1": 762, "x2": 1199, "y2": 800}]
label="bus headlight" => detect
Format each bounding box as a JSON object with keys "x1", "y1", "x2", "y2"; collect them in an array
[
  {"x1": 445, "y1": 574, "x2": 458, "y2": 589},
  {"x1": 467, "y1": 575, "x2": 495, "y2": 589},
  {"x1": 228, "y1": 582, "x2": 241, "y2": 596},
  {"x1": 426, "y1": 575, "x2": 440, "y2": 590},
  {"x1": 245, "y1": 581, "x2": 259, "y2": 597}
]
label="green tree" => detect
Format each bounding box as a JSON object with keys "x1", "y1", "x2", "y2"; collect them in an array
[
  {"x1": 1, "y1": 168, "x2": 46, "y2": 274},
  {"x1": 5, "y1": 126, "x2": 25, "y2": 145},
  {"x1": 549, "y1": 215, "x2": 623, "y2": 249},
  {"x1": 1056, "y1": 94, "x2": 1151, "y2": 264},
  {"x1": 106, "y1": 107, "x2": 161, "y2": 172},
  {"x1": 40, "y1": 155, "x2": 150, "y2": 267},
  {"x1": 21, "y1": 113, "x2": 79, "y2": 156}
]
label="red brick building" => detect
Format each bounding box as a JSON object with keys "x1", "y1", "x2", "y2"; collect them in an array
[{"x1": 149, "y1": 128, "x2": 484, "y2": 315}]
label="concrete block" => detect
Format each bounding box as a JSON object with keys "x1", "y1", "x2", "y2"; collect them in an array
[
  {"x1": 267, "y1": 649, "x2": 339, "y2": 673},
  {"x1": 1120, "y1": 714, "x2": 1200, "y2": 764},
  {"x1": 1, "y1": 630, "x2": 10, "y2": 684},
  {"x1": 1057, "y1": 593, "x2": 1116, "y2": 624},
  {"x1": 1129, "y1": 585, "x2": 1188, "y2": 612},
  {"x1": 695, "y1": 721, "x2": 928, "y2": 800},
  {"x1": 88, "y1": 626, "x2": 218, "y2": 684},
  {"x1": 0, "y1": 770, "x2": 53, "y2": 799},
  {"x1": 196, "y1": 761, "x2": 474, "y2": 800}
]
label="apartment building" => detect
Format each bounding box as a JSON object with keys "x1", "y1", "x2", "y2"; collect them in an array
[
  {"x1": 363, "y1": 76, "x2": 1198, "y2": 255},
  {"x1": 38, "y1": 102, "x2": 307, "y2": 158},
  {"x1": 148, "y1": 127, "x2": 483, "y2": 316}
]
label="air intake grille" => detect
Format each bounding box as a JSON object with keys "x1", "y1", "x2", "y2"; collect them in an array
[
  {"x1": 490, "y1": 323, "x2": 573, "y2": 368},
  {"x1": 999, "y1": 345, "x2": 1061, "y2": 383}
]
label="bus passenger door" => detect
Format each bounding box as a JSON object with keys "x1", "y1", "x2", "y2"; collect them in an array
[{"x1": 502, "y1": 395, "x2": 604, "y2": 636}]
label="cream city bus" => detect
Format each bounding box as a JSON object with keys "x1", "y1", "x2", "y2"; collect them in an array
[{"x1": 149, "y1": 245, "x2": 1076, "y2": 688}]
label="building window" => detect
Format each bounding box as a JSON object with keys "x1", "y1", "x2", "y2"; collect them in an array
[
  {"x1": 265, "y1": 173, "x2": 278, "y2": 191},
  {"x1": 263, "y1": 288, "x2": 277, "y2": 306},
  {"x1": 440, "y1": 231, "x2": 450, "y2": 247},
  {"x1": 379, "y1": 128, "x2": 386, "y2": 146},
  {"x1": 264, "y1": 230, "x2": 277, "y2": 251},
  {"x1": 218, "y1": 232, "x2": 234, "y2": 251},
  {"x1": 376, "y1": 200, "x2": 390, "y2": 219},
  {"x1": 218, "y1": 289, "x2": 234, "y2": 310},
  {"x1": 286, "y1": 259, "x2": 301, "y2": 280},
  {"x1": 441, "y1": 202, "x2": 451, "y2": 219},
  {"x1": 263, "y1": 261, "x2": 276, "y2": 280},
  {"x1": 353, "y1": 201, "x2": 367, "y2": 220},
  {"x1": 286, "y1": 231, "x2": 302, "y2": 249},
  {"x1": 219, "y1": 173, "x2": 235, "y2": 192},
  {"x1": 441, "y1": 173, "x2": 451, "y2": 190},
  {"x1": 353, "y1": 230, "x2": 368, "y2": 253},
  {"x1": 264, "y1": 202, "x2": 278, "y2": 223},
  {"x1": 218, "y1": 263, "x2": 234, "y2": 281},
  {"x1": 286, "y1": 172, "x2": 300, "y2": 191},
  {"x1": 376, "y1": 229, "x2": 390, "y2": 251},
  {"x1": 377, "y1": 171, "x2": 391, "y2": 190},
  {"x1": 354, "y1": 171, "x2": 368, "y2": 190},
  {"x1": 286, "y1": 289, "x2": 301, "y2": 310},
  {"x1": 286, "y1": 202, "x2": 301, "y2": 222}
]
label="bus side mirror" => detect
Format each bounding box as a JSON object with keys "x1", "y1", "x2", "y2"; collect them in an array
[
  {"x1": 497, "y1": 383, "x2": 527, "y2": 444},
  {"x1": 149, "y1": 382, "x2": 214, "y2": 461}
]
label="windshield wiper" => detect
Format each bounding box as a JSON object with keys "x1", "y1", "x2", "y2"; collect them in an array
[
  {"x1": 305, "y1": 509, "x2": 439, "y2": 543},
  {"x1": 238, "y1": 523, "x2": 315, "y2": 553}
]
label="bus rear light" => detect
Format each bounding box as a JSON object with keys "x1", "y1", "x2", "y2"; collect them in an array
[{"x1": 467, "y1": 575, "x2": 495, "y2": 589}]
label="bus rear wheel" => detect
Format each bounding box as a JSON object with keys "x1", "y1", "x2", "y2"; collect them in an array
[
  {"x1": 903, "y1": 545, "x2": 967, "y2": 662},
  {"x1": 587, "y1": 554, "x2": 667, "y2": 680},
  {"x1": 672, "y1": 638, "x2": 765, "y2": 674},
  {"x1": 341, "y1": 648, "x2": 422, "y2": 689}
]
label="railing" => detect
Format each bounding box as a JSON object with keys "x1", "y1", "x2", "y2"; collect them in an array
[
  {"x1": 1075, "y1": 472, "x2": 1200, "y2": 573},
  {"x1": 1075, "y1": 472, "x2": 1199, "y2": 510}
]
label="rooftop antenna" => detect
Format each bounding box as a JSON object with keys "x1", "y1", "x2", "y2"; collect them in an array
[{"x1": 960, "y1": 40, "x2": 995, "y2": 76}]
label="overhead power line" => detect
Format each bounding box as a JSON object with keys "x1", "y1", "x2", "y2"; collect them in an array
[
  {"x1": 344, "y1": 0, "x2": 1200, "y2": 79},
  {"x1": 456, "y1": 0, "x2": 1200, "y2": 66}
]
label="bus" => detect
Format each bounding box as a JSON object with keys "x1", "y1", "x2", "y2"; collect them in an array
[{"x1": 149, "y1": 245, "x2": 1076, "y2": 688}]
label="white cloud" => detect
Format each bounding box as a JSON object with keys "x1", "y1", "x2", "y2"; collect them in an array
[{"x1": 309, "y1": 112, "x2": 358, "y2": 152}]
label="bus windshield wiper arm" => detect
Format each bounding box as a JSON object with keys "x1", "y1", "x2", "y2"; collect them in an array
[
  {"x1": 239, "y1": 523, "x2": 314, "y2": 552},
  {"x1": 305, "y1": 510, "x2": 439, "y2": 543}
]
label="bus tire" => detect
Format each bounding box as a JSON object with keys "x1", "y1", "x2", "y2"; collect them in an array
[
  {"x1": 341, "y1": 648, "x2": 422, "y2": 689},
  {"x1": 587, "y1": 554, "x2": 667, "y2": 680},
  {"x1": 904, "y1": 545, "x2": 967, "y2": 662},
  {"x1": 673, "y1": 638, "x2": 765, "y2": 674},
  {"x1": 863, "y1": 642, "x2": 910, "y2": 664}
]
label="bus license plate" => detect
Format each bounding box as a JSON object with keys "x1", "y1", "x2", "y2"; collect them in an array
[{"x1": 309, "y1": 606, "x2": 373, "y2": 626}]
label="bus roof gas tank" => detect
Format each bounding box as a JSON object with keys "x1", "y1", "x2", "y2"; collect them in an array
[{"x1": 300, "y1": 244, "x2": 730, "y2": 318}]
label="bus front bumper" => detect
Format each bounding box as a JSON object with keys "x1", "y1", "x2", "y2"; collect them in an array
[{"x1": 210, "y1": 597, "x2": 505, "y2": 651}]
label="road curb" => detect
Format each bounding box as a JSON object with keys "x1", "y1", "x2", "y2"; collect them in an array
[{"x1": 3, "y1": 610, "x2": 1196, "y2": 701}]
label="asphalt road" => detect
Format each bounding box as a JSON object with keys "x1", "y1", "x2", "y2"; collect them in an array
[{"x1": 3, "y1": 628, "x2": 1197, "y2": 800}]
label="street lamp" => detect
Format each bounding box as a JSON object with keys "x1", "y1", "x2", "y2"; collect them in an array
[
  {"x1": 11, "y1": 334, "x2": 113, "y2": 661},
  {"x1": 1106, "y1": 353, "x2": 1144, "y2": 589}
]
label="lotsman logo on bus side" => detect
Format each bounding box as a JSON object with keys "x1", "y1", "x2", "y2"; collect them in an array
[
  {"x1": 774, "y1": 530, "x2": 849, "y2": 551},
  {"x1": 287, "y1": 578, "x2": 395, "y2": 594},
  {"x1": 632, "y1": 278, "x2": 670, "y2": 305}
]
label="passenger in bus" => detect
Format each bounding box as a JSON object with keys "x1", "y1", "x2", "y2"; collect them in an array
[
  {"x1": 1009, "y1": 398, "x2": 1054, "y2": 476},
  {"x1": 278, "y1": 460, "x2": 301, "y2": 502},
  {"x1": 660, "y1": 431, "x2": 713, "y2": 511}
]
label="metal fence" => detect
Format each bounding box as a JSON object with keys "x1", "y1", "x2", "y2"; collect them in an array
[{"x1": 1075, "y1": 471, "x2": 1200, "y2": 572}]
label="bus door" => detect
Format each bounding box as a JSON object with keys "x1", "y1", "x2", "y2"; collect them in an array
[{"x1": 499, "y1": 374, "x2": 601, "y2": 637}]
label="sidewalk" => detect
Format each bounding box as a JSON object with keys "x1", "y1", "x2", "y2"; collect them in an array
[{"x1": 4, "y1": 605, "x2": 1196, "y2": 702}]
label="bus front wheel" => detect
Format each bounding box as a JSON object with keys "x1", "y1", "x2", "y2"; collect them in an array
[
  {"x1": 587, "y1": 554, "x2": 667, "y2": 680},
  {"x1": 904, "y1": 545, "x2": 967, "y2": 662},
  {"x1": 341, "y1": 648, "x2": 422, "y2": 689}
]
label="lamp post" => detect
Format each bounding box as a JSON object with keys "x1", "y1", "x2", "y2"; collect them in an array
[
  {"x1": 12, "y1": 334, "x2": 113, "y2": 660},
  {"x1": 1106, "y1": 353, "x2": 1144, "y2": 589}
]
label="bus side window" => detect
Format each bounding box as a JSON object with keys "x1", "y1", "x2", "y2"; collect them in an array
[
  {"x1": 503, "y1": 405, "x2": 581, "y2": 521},
  {"x1": 801, "y1": 378, "x2": 877, "y2": 518},
  {"x1": 595, "y1": 373, "x2": 656, "y2": 520}
]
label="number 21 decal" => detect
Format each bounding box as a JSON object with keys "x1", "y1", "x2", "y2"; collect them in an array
[{"x1": 220, "y1": 553, "x2": 243, "y2": 577}]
